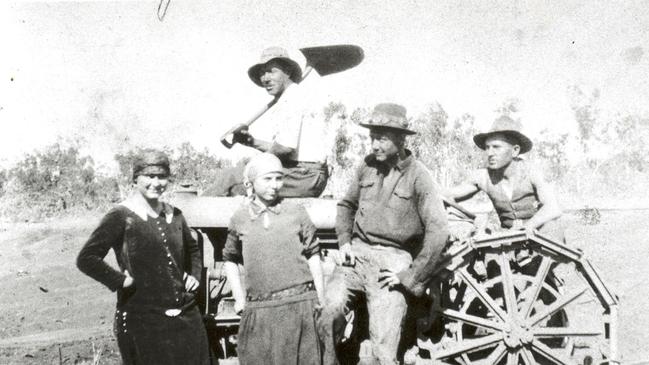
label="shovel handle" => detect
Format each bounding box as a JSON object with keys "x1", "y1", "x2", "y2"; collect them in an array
[
  {"x1": 219, "y1": 65, "x2": 314, "y2": 149},
  {"x1": 220, "y1": 124, "x2": 249, "y2": 149},
  {"x1": 220, "y1": 104, "x2": 272, "y2": 148}
]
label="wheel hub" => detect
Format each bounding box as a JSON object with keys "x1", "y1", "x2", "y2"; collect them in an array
[{"x1": 502, "y1": 319, "x2": 533, "y2": 349}]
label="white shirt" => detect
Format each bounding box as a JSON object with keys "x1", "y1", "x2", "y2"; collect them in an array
[{"x1": 250, "y1": 75, "x2": 331, "y2": 163}]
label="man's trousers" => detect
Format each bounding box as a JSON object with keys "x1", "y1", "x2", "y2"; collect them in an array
[{"x1": 317, "y1": 239, "x2": 412, "y2": 365}]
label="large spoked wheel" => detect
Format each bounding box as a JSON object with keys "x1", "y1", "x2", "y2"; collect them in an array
[{"x1": 417, "y1": 232, "x2": 618, "y2": 365}]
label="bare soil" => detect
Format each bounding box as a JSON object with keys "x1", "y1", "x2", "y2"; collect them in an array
[
  {"x1": 0, "y1": 216, "x2": 122, "y2": 365},
  {"x1": 0, "y1": 210, "x2": 647, "y2": 364}
]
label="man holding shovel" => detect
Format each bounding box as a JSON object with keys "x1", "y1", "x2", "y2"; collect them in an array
[
  {"x1": 214, "y1": 45, "x2": 363, "y2": 198},
  {"x1": 231, "y1": 46, "x2": 329, "y2": 197}
]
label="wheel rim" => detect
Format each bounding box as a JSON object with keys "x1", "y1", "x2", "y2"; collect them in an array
[{"x1": 428, "y1": 241, "x2": 609, "y2": 365}]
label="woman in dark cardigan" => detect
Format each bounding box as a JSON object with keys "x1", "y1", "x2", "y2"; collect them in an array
[{"x1": 77, "y1": 149, "x2": 210, "y2": 365}]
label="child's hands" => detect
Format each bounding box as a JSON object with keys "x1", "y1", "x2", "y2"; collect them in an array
[
  {"x1": 335, "y1": 243, "x2": 356, "y2": 266},
  {"x1": 234, "y1": 298, "x2": 246, "y2": 315},
  {"x1": 123, "y1": 270, "x2": 134, "y2": 288}
]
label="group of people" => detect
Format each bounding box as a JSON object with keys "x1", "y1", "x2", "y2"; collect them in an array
[{"x1": 77, "y1": 46, "x2": 564, "y2": 365}]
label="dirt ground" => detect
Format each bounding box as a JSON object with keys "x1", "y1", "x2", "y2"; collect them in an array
[{"x1": 0, "y1": 209, "x2": 647, "y2": 364}]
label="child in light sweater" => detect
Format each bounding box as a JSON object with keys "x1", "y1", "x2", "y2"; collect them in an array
[{"x1": 223, "y1": 153, "x2": 324, "y2": 365}]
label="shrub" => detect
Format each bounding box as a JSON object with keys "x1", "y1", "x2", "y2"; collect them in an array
[
  {"x1": 0, "y1": 143, "x2": 120, "y2": 221},
  {"x1": 0, "y1": 142, "x2": 233, "y2": 221},
  {"x1": 0, "y1": 169, "x2": 7, "y2": 197}
]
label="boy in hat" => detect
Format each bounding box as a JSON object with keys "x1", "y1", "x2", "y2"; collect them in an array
[
  {"x1": 227, "y1": 46, "x2": 331, "y2": 198},
  {"x1": 222, "y1": 153, "x2": 324, "y2": 365},
  {"x1": 445, "y1": 115, "x2": 564, "y2": 240},
  {"x1": 317, "y1": 103, "x2": 449, "y2": 365}
]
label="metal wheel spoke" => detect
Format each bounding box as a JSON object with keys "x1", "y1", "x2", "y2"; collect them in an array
[
  {"x1": 533, "y1": 327, "x2": 602, "y2": 337},
  {"x1": 438, "y1": 307, "x2": 506, "y2": 331},
  {"x1": 531, "y1": 339, "x2": 574, "y2": 365},
  {"x1": 455, "y1": 354, "x2": 470, "y2": 365},
  {"x1": 527, "y1": 287, "x2": 587, "y2": 327},
  {"x1": 461, "y1": 353, "x2": 475, "y2": 365},
  {"x1": 477, "y1": 342, "x2": 507, "y2": 365},
  {"x1": 434, "y1": 333, "x2": 504, "y2": 359},
  {"x1": 521, "y1": 256, "x2": 552, "y2": 318},
  {"x1": 498, "y1": 251, "x2": 518, "y2": 316},
  {"x1": 458, "y1": 268, "x2": 508, "y2": 321},
  {"x1": 520, "y1": 347, "x2": 535, "y2": 365},
  {"x1": 506, "y1": 352, "x2": 518, "y2": 365}
]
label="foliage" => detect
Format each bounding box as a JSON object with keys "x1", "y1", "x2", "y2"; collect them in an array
[
  {"x1": 0, "y1": 168, "x2": 7, "y2": 197},
  {"x1": 323, "y1": 101, "x2": 347, "y2": 124},
  {"x1": 323, "y1": 104, "x2": 371, "y2": 197},
  {"x1": 325, "y1": 95, "x2": 649, "y2": 208},
  {"x1": 408, "y1": 103, "x2": 482, "y2": 187},
  {"x1": 558, "y1": 85, "x2": 649, "y2": 202},
  {"x1": 3, "y1": 93, "x2": 649, "y2": 220},
  {"x1": 173, "y1": 142, "x2": 231, "y2": 185},
  {"x1": 494, "y1": 98, "x2": 522, "y2": 117},
  {"x1": 324, "y1": 101, "x2": 483, "y2": 197},
  {"x1": 607, "y1": 115, "x2": 649, "y2": 172},
  {"x1": 113, "y1": 143, "x2": 231, "y2": 198},
  {"x1": 0, "y1": 143, "x2": 120, "y2": 220},
  {"x1": 569, "y1": 85, "x2": 601, "y2": 146},
  {"x1": 533, "y1": 130, "x2": 570, "y2": 181},
  {"x1": 1, "y1": 142, "x2": 232, "y2": 221}
]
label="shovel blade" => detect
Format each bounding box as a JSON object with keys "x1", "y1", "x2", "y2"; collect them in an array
[{"x1": 299, "y1": 44, "x2": 364, "y2": 76}]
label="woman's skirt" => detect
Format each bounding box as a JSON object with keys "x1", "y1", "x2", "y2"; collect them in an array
[
  {"x1": 237, "y1": 290, "x2": 321, "y2": 365},
  {"x1": 114, "y1": 305, "x2": 210, "y2": 365}
]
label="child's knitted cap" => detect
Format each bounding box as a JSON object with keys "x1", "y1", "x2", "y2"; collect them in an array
[{"x1": 243, "y1": 153, "x2": 283, "y2": 183}]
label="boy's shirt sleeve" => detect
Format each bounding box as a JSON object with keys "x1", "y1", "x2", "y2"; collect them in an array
[
  {"x1": 223, "y1": 212, "x2": 243, "y2": 264},
  {"x1": 299, "y1": 205, "x2": 320, "y2": 258}
]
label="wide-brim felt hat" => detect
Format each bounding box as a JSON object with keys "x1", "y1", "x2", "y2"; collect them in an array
[
  {"x1": 360, "y1": 103, "x2": 417, "y2": 135},
  {"x1": 247, "y1": 47, "x2": 303, "y2": 87},
  {"x1": 473, "y1": 116, "x2": 533, "y2": 154}
]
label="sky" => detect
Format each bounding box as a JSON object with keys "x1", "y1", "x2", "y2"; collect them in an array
[{"x1": 1, "y1": 0, "x2": 648, "y2": 171}]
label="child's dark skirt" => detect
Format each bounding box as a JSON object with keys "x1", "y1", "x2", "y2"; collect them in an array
[{"x1": 237, "y1": 290, "x2": 321, "y2": 365}]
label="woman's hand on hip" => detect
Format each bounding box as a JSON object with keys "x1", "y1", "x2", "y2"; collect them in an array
[
  {"x1": 123, "y1": 270, "x2": 134, "y2": 288},
  {"x1": 184, "y1": 273, "x2": 199, "y2": 292}
]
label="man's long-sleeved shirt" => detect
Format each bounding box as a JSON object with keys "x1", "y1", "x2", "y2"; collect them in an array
[
  {"x1": 249, "y1": 74, "x2": 333, "y2": 164},
  {"x1": 336, "y1": 151, "x2": 449, "y2": 296}
]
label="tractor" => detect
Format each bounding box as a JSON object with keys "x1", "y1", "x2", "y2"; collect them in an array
[{"x1": 171, "y1": 187, "x2": 619, "y2": 365}]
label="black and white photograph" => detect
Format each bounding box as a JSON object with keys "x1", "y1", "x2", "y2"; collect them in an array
[{"x1": 1, "y1": 1, "x2": 648, "y2": 364}]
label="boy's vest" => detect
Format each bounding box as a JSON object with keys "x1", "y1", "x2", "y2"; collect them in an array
[{"x1": 477, "y1": 160, "x2": 539, "y2": 228}]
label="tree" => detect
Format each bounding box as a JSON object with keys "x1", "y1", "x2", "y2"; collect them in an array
[
  {"x1": 494, "y1": 98, "x2": 522, "y2": 118},
  {"x1": 409, "y1": 103, "x2": 481, "y2": 187},
  {"x1": 2, "y1": 142, "x2": 119, "y2": 219},
  {"x1": 171, "y1": 142, "x2": 231, "y2": 190},
  {"x1": 568, "y1": 85, "x2": 601, "y2": 152},
  {"x1": 0, "y1": 169, "x2": 7, "y2": 197},
  {"x1": 534, "y1": 130, "x2": 569, "y2": 181},
  {"x1": 114, "y1": 144, "x2": 232, "y2": 196}
]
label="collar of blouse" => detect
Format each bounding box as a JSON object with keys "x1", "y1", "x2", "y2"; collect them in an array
[{"x1": 120, "y1": 192, "x2": 174, "y2": 224}]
